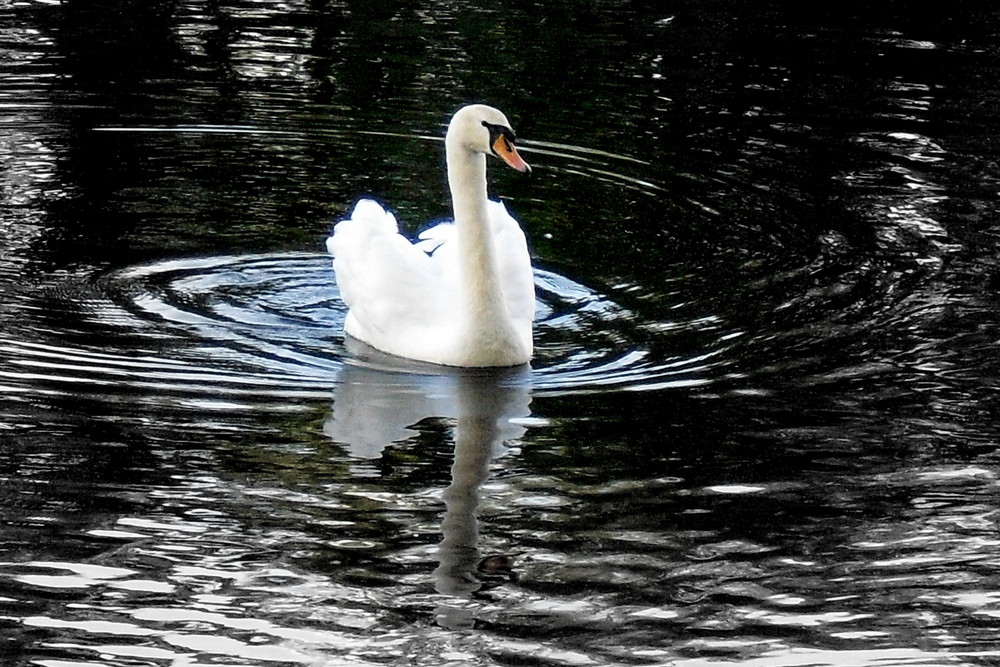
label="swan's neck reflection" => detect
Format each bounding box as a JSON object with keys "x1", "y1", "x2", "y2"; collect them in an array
[
  {"x1": 435, "y1": 371, "x2": 526, "y2": 598},
  {"x1": 324, "y1": 359, "x2": 531, "y2": 604}
]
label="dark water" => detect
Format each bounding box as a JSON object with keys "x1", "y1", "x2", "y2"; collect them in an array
[{"x1": 3, "y1": 1, "x2": 1000, "y2": 665}]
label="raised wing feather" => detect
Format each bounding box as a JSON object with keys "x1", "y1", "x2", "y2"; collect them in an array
[{"x1": 327, "y1": 200, "x2": 453, "y2": 340}]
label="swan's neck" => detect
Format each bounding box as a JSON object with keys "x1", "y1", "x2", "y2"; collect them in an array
[{"x1": 447, "y1": 145, "x2": 507, "y2": 322}]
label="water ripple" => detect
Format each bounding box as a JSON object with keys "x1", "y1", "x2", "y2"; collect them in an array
[{"x1": 0, "y1": 252, "x2": 734, "y2": 407}]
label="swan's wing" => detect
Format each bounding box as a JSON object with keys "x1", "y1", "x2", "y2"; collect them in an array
[
  {"x1": 487, "y1": 200, "x2": 535, "y2": 325},
  {"x1": 327, "y1": 200, "x2": 451, "y2": 338}
]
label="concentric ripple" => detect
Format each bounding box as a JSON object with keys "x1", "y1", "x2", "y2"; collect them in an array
[{"x1": 44, "y1": 251, "x2": 732, "y2": 401}]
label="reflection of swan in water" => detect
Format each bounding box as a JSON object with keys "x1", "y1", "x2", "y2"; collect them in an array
[
  {"x1": 323, "y1": 344, "x2": 531, "y2": 460},
  {"x1": 433, "y1": 366, "x2": 527, "y2": 599},
  {"x1": 323, "y1": 347, "x2": 531, "y2": 609}
]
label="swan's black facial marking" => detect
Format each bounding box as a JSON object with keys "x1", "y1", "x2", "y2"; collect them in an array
[
  {"x1": 482, "y1": 120, "x2": 517, "y2": 156},
  {"x1": 482, "y1": 119, "x2": 531, "y2": 173}
]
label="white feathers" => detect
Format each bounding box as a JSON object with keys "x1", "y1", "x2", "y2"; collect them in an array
[{"x1": 327, "y1": 196, "x2": 533, "y2": 367}]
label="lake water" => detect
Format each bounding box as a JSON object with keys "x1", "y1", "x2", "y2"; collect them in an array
[{"x1": 3, "y1": 1, "x2": 1000, "y2": 665}]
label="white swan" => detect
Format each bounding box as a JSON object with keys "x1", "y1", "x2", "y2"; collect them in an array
[{"x1": 327, "y1": 105, "x2": 534, "y2": 367}]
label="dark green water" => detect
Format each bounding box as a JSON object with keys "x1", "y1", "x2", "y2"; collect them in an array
[{"x1": 3, "y1": 1, "x2": 1000, "y2": 665}]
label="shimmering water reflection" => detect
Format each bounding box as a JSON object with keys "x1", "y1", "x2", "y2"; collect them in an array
[
  {"x1": 5, "y1": 0, "x2": 1000, "y2": 665},
  {"x1": 7, "y1": 413, "x2": 1000, "y2": 666}
]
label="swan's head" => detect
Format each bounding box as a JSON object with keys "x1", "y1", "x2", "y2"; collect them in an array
[{"x1": 447, "y1": 104, "x2": 531, "y2": 173}]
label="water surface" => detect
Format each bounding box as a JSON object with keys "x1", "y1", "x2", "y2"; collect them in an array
[{"x1": 3, "y1": 1, "x2": 1000, "y2": 665}]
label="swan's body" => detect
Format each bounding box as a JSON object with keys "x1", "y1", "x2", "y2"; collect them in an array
[{"x1": 327, "y1": 105, "x2": 534, "y2": 367}]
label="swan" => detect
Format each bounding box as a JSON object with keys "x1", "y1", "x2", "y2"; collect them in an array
[{"x1": 327, "y1": 104, "x2": 534, "y2": 367}]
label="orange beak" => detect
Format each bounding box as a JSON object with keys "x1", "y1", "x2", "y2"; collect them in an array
[{"x1": 492, "y1": 134, "x2": 531, "y2": 173}]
